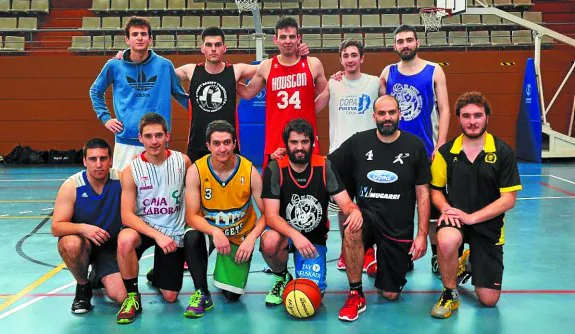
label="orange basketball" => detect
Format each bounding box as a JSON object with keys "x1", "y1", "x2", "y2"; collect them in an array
[{"x1": 282, "y1": 278, "x2": 322, "y2": 318}]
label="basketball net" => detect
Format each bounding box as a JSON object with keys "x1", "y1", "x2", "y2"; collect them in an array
[
  {"x1": 235, "y1": 0, "x2": 259, "y2": 13},
  {"x1": 419, "y1": 8, "x2": 451, "y2": 33}
]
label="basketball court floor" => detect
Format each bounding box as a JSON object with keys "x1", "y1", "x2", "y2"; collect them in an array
[{"x1": 0, "y1": 161, "x2": 574, "y2": 332}]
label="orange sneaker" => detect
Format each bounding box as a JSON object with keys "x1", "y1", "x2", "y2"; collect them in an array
[{"x1": 337, "y1": 255, "x2": 346, "y2": 270}]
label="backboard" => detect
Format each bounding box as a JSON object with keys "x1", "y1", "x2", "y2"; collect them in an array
[{"x1": 436, "y1": 0, "x2": 466, "y2": 15}]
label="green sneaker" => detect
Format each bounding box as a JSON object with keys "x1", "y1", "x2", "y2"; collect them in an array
[
  {"x1": 184, "y1": 290, "x2": 214, "y2": 318},
  {"x1": 431, "y1": 289, "x2": 460, "y2": 319},
  {"x1": 265, "y1": 272, "x2": 293, "y2": 306},
  {"x1": 116, "y1": 292, "x2": 142, "y2": 324}
]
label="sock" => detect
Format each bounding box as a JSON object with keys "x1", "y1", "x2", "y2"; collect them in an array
[
  {"x1": 200, "y1": 288, "x2": 211, "y2": 297},
  {"x1": 431, "y1": 244, "x2": 437, "y2": 256},
  {"x1": 123, "y1": 278, "x2": 139, "y2": 294},
  {"x1": 443, "y1": 287, "x2": 459, "y2": 299},
  {"x1": 350, "y1": 281, "x2": 364, "y2": 298},
  {"x1": 273, "y1": 268, "x2": 288, "y2": 279}
]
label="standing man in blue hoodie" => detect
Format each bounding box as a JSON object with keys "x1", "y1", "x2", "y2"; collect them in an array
[{"x1": 90, "y1": 16, "x2": 189, "y2": 171}]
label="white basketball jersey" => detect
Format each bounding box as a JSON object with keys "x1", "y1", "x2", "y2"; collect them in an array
[
  {"x1": 328, "y1": 73, "x2": 380, "y2": 153},
  {"x1": 131, "y1": 150, "x2": 186, "y2": 246}
]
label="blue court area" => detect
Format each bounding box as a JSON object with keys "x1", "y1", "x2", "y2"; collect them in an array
[{"x1": 1, "y1": 162, "x2": 574, "y2": 332}]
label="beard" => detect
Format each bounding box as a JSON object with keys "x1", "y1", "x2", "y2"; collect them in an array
[
  {"x1": 461, "y1": 122, "x2": 488, "y2": 139},
  {"x1": 396, "y1": 47, "x2": 417, "y2": 61},
  {"x1": 376, "y1": 119, "x2": 399, "y2": 137},
  {"x1": 288, "y1": 148, "x2": 311, "y2": 165}
]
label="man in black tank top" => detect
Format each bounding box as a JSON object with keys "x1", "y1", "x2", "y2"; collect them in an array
[{"x1": 260, "y1": 119, "x2": 362, "y2": 306}]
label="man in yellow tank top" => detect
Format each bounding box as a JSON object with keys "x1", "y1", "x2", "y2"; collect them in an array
[{"x1": 183, "y1": 120, "x2": 266, "y2": 318}]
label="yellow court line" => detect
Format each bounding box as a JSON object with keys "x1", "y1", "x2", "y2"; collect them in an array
[
  {"x1": 0, "y1": 216, "x2": 53, "y2": 219},
  {"x1": 0, "y1": 262, "x2": 67, "y2": 313},
  {"x1": 0, "y1": 200, "x2": 54, "y2": 203}
]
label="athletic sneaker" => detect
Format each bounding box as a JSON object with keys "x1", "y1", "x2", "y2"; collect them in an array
[
  {"x1": 71, "y1": 283, "x2": 93, "y2": 314},
  {"x1": 116, "y1": 292, "x2": 142, "y2": 324},
  {"x1": 366, "y1": 262, "x2": 377, "y2": 278},
  {"x1": 265, "y1": 272, "x2": 293, "y2": 306},
  {"x1": 431, "y1": 254, "x2": 439, "y2": 274},
  {"x1": 457, "y1": 249, "x2": 472, "y2": 285},
  {"x1": 262, "y1": 264, "x2": 273, "y2": 274},
  {"x1": 184, "y1": 290, "x2": 214, "y2": 318},
  {"x1": 363, "y1": 247, "x2": 376, "y2": 273},
  {"x1": 338, "y1": 290, "x2": 366, "y2": 322},
  {"x1": 431, "y1": 289, "x2": 460, "y2": 319},
  {"x1": 336, "y1": 255, "x2": 346, "y2": 271}
]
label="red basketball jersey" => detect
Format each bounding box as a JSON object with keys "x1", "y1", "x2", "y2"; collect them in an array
[{"x1": 265, "y1": 56, "x2": 319, "y2": 154}]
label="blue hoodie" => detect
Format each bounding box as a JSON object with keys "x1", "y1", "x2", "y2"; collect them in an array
[{"x1": 90, "y1": 50, "x2": 189, "y2": 146}]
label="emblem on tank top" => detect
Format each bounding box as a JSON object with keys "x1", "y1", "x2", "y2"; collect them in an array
[
  {"x1": 392, "y1": 83, "x2": 422, "y2": 121},
  {"x1": 195, "y1": 81, "x2": 228, "y2": 112},
  {"x1": 286, "y1": 194, "x2": 322, "y2": 233}
]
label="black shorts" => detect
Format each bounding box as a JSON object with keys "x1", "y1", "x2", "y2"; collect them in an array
[
  {"x1": 136, "y1": 234, "x2": 185, "y2": 292},
  {"x1": 361, "y1": 209, "x2": 412, "y2": 293},
  {"x1": 89, "y1": 244, "x2": 120, "y2": 282},
  {"x1": 437, "y1": 223, "x2": 504, "y2": 290}
]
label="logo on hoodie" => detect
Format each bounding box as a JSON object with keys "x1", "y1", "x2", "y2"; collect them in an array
[{"x1": 126, "y1": 69, "x2": 157, "y2": 97}]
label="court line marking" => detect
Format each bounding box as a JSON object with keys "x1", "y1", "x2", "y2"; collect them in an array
[
  {"x1": 0, "y1": 262, "x2": 67, "y2": 314},
  {"x1": 539, "y1": 182, "x2": 575, "y2": 197},
  {"x1": 0, "y1": 200, "x2": 54, "y2": 203},
  {"x1": 0, "y1": 216, "x2": 53, "y2": 219},
  {"x1": 0, "y1": 254, "x2": 154, "y2": 319},
  {"x1": 550, "y1": 174, "x2": 575, "y2": 186}
]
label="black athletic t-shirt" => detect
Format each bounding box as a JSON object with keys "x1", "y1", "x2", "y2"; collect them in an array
[
  {"x1": 262, "y1": 155, "x2": 344, "y2": 245},
  {"x1": 188, "y1": 63, "x2": 237, "y2": 155},
  {"x1": 329, "y1": 130, "x2": 430, "y2": 240}
]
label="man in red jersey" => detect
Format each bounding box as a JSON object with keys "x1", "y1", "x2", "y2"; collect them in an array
[{"x1": 237, "y1": 16, "x2": 328, "y2": 171}]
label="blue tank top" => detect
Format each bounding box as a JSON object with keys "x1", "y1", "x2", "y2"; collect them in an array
[
  {"x1": 387, "y1": 64, "x2": 437, "y2": 159},
  {"x1": 71, "y1": 170, "x2": 122, "y2": 249}
]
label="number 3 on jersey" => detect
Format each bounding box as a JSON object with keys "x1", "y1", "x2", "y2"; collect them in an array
[{"x1": 277, "y1": 90, "x2": 301, "y2": 110}]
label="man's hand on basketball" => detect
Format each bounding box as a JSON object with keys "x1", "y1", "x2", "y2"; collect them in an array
[
  {"x1": 409, "y1": 234, "x2": 427, "y2": 261},
  {"x1": 331, "y1": 70, "x2": 344, "y2": 82},
  {"x1": 270, "y1": 147, "x2": 287, "y2": 161},
  {"x1": 81, "y1": 224, "x2": 110, "y2": 246},
  {"x1": 212, "y1": 228, "x2": 231, "y2": 255},
  {"x1": 235, "y1": 235, "x2": 255, "y2": 263},
  {"x1": 342, "y1": 208, "x2": 363, "y2": 232},
  {"x1": 105, "y1": 119, "x2": 123, "y2": 134},
  {"x1": 155, "y1": 234, "x2": 177, "y2": 254},
  {"x1": 296, "y1": 43, "x2": 310, "y2": 57},
  {"x1": 292, "y1": 233, "x2": 317, "y2": 259}
]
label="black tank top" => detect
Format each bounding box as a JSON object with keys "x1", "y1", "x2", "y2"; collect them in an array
[
  {"x1": 188, "y1": 63, "x2": 237, "y2": 154},
  {"x1": 278, "y1": 155, "x2": 330, "y2": 246}
]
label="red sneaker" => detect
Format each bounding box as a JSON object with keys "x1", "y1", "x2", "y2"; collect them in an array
[
  {"x1": 366, "y1": 262, "x2": 377, "y2": 278},
  {"x1": 363, "y1": 247, "x2": 376, "y2": 273},
  {"x1": 336, "y1": 255, "x2": 346, "y2": 271},
  {"x1": 338, "y1": 290, "x2": 366, "y2": 322},
  {"x1": 184, "y1": 261, "x2": 188, "y2": 270}
]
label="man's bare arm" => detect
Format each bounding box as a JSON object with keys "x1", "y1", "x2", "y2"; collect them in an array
[
  {"x1": 237, "y1": 59, "x2": 269, "y2": 100},
  {"x1": 433, "y1": 65, "x2": 450, "y2": 149}
]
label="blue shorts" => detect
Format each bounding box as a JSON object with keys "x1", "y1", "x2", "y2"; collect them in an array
[{"x1": 290, "y1": 241, "x2": 328, "y2": 293}]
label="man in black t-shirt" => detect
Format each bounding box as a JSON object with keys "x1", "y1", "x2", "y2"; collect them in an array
[
  {"x1": 260, "y1": 119, "x2": 362, "y2": 306},
  {"x1": 330, "y1": 95, "x2": 431, "y2": 322}
]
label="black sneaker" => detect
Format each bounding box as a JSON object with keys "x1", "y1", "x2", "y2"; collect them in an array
[
  {"x1": 88, "y1": 269, "x2": 103, "y2": 289},
  {"x1": 71, "y1": 283, "x2": 93, "y2": 314}
]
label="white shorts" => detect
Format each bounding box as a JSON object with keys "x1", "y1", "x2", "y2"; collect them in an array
[{"x1": 113, "y1": 142, "x2": 145, "y2": 171}]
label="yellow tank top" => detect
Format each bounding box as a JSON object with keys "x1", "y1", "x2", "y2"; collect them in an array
[{"x1": 196, "y1": 154, "x2": 256, "y2": 246}]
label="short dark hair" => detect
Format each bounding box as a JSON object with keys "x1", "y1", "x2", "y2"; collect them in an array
[
  {"x1": 393, "y1": 24, "x2": 418, "y2": 41},
  {"x1": 206, "y1": 120, "x2": 236, "y2": 143},
  {"x1": 282, "y1": 118, "x2": 315, "y2": 148},
  {"x1": 339, "y1": 39, "x2": 364, "y2": 57},
  {"x1": 454, "y1": 91, "x2": 492, "y2": 117},
  {"x1": 124, "y1": 16, "x2": 152, "y2": 38},
  {"x1": 275, "y1": 16, "x2": 299, "y2": 36},
  {"x1": 139, "y1": 112, "x2": 168, "y2": 134},
  {"x1": 201, "y1": 26, "x2": 225, "y2": 43},
  {"x1": 83, "y1": 138, "x2": 111, "y2": 158}
]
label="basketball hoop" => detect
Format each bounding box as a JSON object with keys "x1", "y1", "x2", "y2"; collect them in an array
[
  {"x1": 235, "y1": 0, "x2": 259, "y2": 13},
  {"x1": 419, "y1": 7, "x2": 451, "y2": 33}
]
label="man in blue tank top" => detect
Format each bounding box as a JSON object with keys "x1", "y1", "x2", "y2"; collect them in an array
[
  {"x1": 380, "y1": 25, "x2": 451, "y2": 273},
  {"x1": 52, "y1": 138, "x2": 126, "y2": 314}
]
